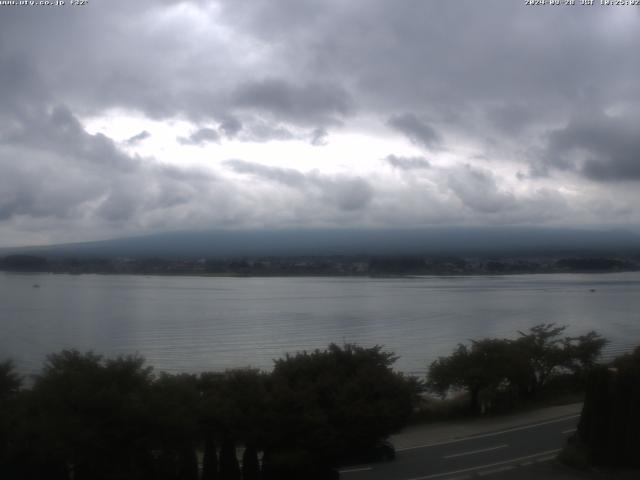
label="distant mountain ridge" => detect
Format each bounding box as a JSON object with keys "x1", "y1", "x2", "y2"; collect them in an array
[{"x1": 2, "y1": 227, "x2": 640, "y2": 259}]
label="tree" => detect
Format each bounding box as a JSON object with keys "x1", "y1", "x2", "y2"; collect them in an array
[
  {"x1": 150, "y1": 373, "x2": 201, "y2": 480},
  {"x1": 218, "y1": 437, "x2": 241, "y2": 480},
  {"x1": 199, "y1": 368, "x2": 270, "y2": 480},
  {"x1": 515, "y1": 324, "x2": 606, "y2": 395},
  {"x1": 199, "y1": 369, "x2": 270, "y2": 447},
  {"x1": 267, "y1": 344, "x2": 418, "y2": 467},
  {"x1": 28, "y1": 350, "x2": 156, "y2": 480},
  {"x1": 515, "y1": 324, "x2": 569, "y2": 394},
  {"x1": 241, "y1": 444, "x2": 260, "y2": 480},
  {"x1": 201, "y1": 432, "x2": 219, "y2": 480},
  {"x1": 0, "y1": 360, "x2": 22, "y2": 479},
  {"x1": 562, "y1": 331, "x2": 608, "y2": 379},
  {"x1": 428, "y1": 325, "x2": 608, "y2": 415},
  {"x1": 0, "y1": 360, "x2": 21, "y2": 400},
  {"x1": 0, "y1": 255, "x2": 48, "y2": 271},
  {"x1": 428, "y1": 339, "x2": 520, "y2": 414},
  {"x1": 576, "y1": 346, "x2": 640, "y2": 467}
]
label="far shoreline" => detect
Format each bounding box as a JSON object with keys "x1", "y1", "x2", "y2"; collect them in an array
[{"x1": 2, "y1": 268, "x2": 640, "y2": 279}]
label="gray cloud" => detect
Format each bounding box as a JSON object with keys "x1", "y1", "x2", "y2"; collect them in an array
[
  {"x1": 233, "y1": 78, "x2": 352, "y2": 126},
  {"x1": 322, "y1": 177, "x2": 372, "y2": 211},
  {"x1": 387, "y1": 114, "x2": 441, "y2": 150},
  {"x1": 219, "y1": 117, "x2": 243, "y2": 139},
  {"x1": 2, "y1": 1, "x2": 640, "y2": 244},
  {"x1": 544, "y1": 112, "x2": 640, "y2": 181},
  {"x1": 310, "y1": 127, "x2": 329, "y2": 146},
  {"x1": 126, "y1": 130, "x2": 151, "y2": 145},
  {"x1": 2, "y1": 105, "x2": 138, "y2": 172},
  {"x1": 4, "y1": 0, "x2": 639, "y2": 138},
  {"x1": 225, "y1": 159, "x2": 306, "y2": 187},
  {"x1": 239, "y1": 122, "x2": 296, "y2": 143},
  {"x1": 178, "y1": 128, "x2": 221, "y2": 146},
  {"x1": 386, "y1": 155, "x2": 431, "y2": 170},
  {"x1": 224, "y1": 159, "x2": 372, "y2": 212},
  {"x1": 447, "y1": 165, "x2": 514, "y2": 214},
  {"x1": 0, "y1": 99, "x2": 227, "y2": 236},
  {"x1": 488, "y1": 104, "x2": 533, "y2": 135}
]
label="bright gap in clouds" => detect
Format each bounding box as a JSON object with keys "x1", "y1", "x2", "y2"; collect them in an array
[{"x1": 83, "y1": 112, "x2": 435, "y2": 175}]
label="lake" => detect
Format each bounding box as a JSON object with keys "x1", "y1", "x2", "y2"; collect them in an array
[{"x1": 1, "y1": 272, "x2": 639, "y2": 377}]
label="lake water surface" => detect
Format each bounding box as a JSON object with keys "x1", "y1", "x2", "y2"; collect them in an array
[{"x1": 1, "y1": 272, "x2": 639, "y2": 376}]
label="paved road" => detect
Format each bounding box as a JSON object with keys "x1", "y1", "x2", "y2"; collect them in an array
[{"x1": 339, "y1": 414, "x2": 579, "y2": 480}]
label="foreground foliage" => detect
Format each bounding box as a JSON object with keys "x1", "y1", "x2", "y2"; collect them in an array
[
  {"x1": 573, "y1": 346, "x2": 640, "y2": 468},
  {"x1": 0, "y1": 344, "x2": 418, "y2": 480}
]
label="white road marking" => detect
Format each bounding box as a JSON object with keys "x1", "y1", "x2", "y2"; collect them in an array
[
  {"x1": 535, "y1": 454, "x2": 557, "y2": 463},
  {"x1": 562, "y1": 428, "x2": 577, "y2": 434},
  {"x1": 396, "y1": 414, "x2": 580, "y2": 452},
  {"x1": 403, "y1": 449, "x2": 561, "y2": 480},
  {"x1": 339, "y1": 466, "x2": 373, "y2": 474},
  {"x1": 478, "y1": 465, "x2": 514, "y2": 476},
  {"x1": 443, "y1": 444, "x2": 508, "y2": 459}
]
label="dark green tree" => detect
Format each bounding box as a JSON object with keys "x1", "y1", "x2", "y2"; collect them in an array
[
  {"x1": 515, "y1": 324, "x2": 606, "y2": 395},
  {"x1": 515, "y1": 324, "x2": 570, "y2": 394},
  {"x1": 150, "y1": 373, "x2": 201, "y2": 480},
  {"x1": 199, "y1": 368, "x2": 270, "y2": 479},
  {"x1": 561, "y1": 330, "x2": 608, "y2": 379},
  {"x1": 241, "y1": 444, "x2": 260, "y2": 480},
  {"x1": 27, "y1": 350, "x2": 156, "y2": 480},
  {"x1": 0, "y1": 360, "x2": 22, "y2": 479},
  {"x1": 0, "y1": 360, "x2": 21, "y2": 400},
  {"x1": 200, "y1": 369, "x2": 270, "y2": 447},
  {"x1": 219, "y1": 437, "x2": 241, "y2": 480},
  {"x1": 428, "y1": 325, "x2": 608, "y2": 414},
  {"x1": 201, "y1": 432, "x2": 219, "y2": 480},
  {"x1": 267, "y1": 344, "x2": 418, "y2": 467},
  {"x1": 428, "y1": 339, "x2": 520, "y2": 414},
  {"x1": 576, "y1": 346, "x2": 640, "y2": 467}
]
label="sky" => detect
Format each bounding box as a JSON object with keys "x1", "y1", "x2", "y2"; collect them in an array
[{"x1": 1, "y1": 0, "x2": 640, "y2": 247}]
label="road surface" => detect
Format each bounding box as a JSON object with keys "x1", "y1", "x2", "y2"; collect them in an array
[{"x1": 339, "y1": 413, "x2": 579, "y2": 480}]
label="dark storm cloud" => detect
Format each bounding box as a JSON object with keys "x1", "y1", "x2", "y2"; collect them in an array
[
  {"x1": 178, "y1": 128, "x2": 221, "y2": 146},
  {"x1": 385, "y1": 155, "x2": 431, "y2": 171},
  {"x1": 126, "y1": 130, "x2": 151, "y2": 145},
  {"x1": 387, "y1": 114, "x2": 441, "y2": 150},
  {"x1": 544, "y1": 112, "x2": 640, "y2": 181}
]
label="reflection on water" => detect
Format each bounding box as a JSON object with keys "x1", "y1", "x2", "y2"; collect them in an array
[{"x1": 1, "y1": 272, "x2": 639, "y2": 376}]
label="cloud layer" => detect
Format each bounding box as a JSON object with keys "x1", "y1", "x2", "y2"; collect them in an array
[{"x1": 1, "y1": 1, "x2": 639, "y2": 245}]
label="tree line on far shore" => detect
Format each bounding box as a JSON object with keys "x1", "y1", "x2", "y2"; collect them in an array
[{"x1": 0, "y1": 324, "x2": 615, "y2": 479}]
